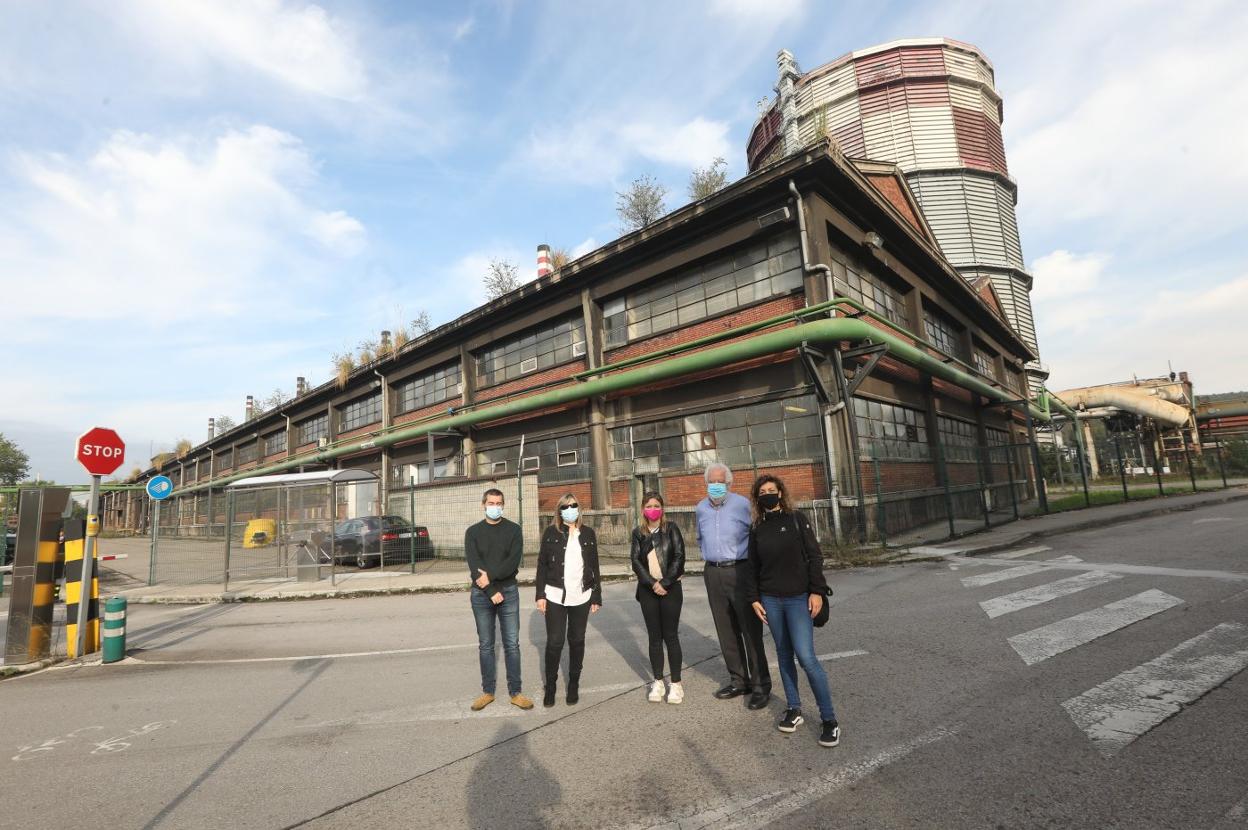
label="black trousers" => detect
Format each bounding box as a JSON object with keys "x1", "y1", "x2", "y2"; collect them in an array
[
  {"x1": 544, "y1": 600, "x2": 590, "y2": 689},
  {"x1": 636, "y1": 581, "x2": 684, "y2": 682},
  {"x1": 703, "y1": 563, "x2": 771, "y2": 693}
]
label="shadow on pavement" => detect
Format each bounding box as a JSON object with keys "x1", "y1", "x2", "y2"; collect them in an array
[{"x1": 466, "y1": 720, "x2": 562, "y2": 829}]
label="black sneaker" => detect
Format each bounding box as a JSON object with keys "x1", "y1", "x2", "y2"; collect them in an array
[
  {"x1": 819, "y1": 720, "x2": 841, "y2": 747},
  {"x1": 777, "y1": 708, "x2": 803, "y2": 733}
]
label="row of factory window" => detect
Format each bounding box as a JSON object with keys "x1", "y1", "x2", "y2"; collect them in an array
[
  {"x1": 853, "y1": 397, "x2": 1014, "y2": 462},
  {"x1": 178, "y1": 226, "x2": 1016, "y2": 480}
]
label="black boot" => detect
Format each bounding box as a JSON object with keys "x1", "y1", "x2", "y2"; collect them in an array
[
  {"x1": 566, "y1": 674, "x2": 580, "y2": 705},
  {"x1": 543, "y1": 684, "x2": 557, "y2": 708}
]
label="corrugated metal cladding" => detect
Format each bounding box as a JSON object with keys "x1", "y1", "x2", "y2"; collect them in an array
[
  {"x1": 745, "y1": 38, "x2": 1040, "y2": 379},
  {"x1": 908, "y1": 173, "x2": 1024, "y2": 271}
]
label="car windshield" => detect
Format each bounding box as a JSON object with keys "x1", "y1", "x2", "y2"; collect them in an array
[{"x1": 382, "y1": 516, "x2": 412, "y2": 530}]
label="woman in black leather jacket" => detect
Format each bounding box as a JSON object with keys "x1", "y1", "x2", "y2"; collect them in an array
[
  {"x1": 629, "y1": 491, "x2": 686, "y2": 704},
  {"x1": 536, "y1": 492, "x2": 601, "y2": 708}
]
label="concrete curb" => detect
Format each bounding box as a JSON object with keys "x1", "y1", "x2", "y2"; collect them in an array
[
  {"x1": 939, "y1": 489, "x2": 1248, "y2": 557},
  {"x1": 0, "y1": 655, "x2": 66, "y2": 678}
]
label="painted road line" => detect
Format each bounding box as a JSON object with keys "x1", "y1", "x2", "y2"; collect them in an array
[
  {"x1": 125, "y1": 642, "x2": 480, "y2": 665},
  {"x1": 961, "y1": 556, "x2": 1082, "y2": 588},
  {"x1": 1008, "y1": 590, "x2": 1184, "y2": 665},
  {"x1": 950, "y1": 556, "x2": 1248, "y2": 582},
  {"x1": 615, "y1": 724, "x2": 961, "y2": 830},
  {"x1": 766, "y1": 649, "x2": 869, "y2": 670},
  {"x1": 980, "y1": 571, "x2": 1121, "y2": 619},
  {"x1": 990, "y1": 545, "x2": 1054, "y2": 560},
  {"x1": 1062, "y1": 622, "x2": 1248, "y2": 756}
]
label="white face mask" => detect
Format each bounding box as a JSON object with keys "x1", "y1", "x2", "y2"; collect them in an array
[
  {"x1": 484, "y1": 504, "x2": 503, "y2": 520},
  {"x1": 560, "y1": 506, "x2": 580, "y2": 524}
]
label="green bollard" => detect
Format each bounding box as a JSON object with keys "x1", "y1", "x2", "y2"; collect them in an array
[{"x1": 102, "y1": 596, "x2": 127, "y2": 663}]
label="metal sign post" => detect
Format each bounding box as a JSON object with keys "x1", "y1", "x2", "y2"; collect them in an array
[
  {"x1": 73, "y1": 426, "x2": 125, "y2": 659},
  {"x1": 145, "y1": 476, "x2": 173, "y2": 586},
  {"x1": 77, "y1": 475, "x2": 101, "y2": 658}
]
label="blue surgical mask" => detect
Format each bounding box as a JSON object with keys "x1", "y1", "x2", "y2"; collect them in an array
[
  {"x1": 560, "y1": 506, "x2": 580, "y2": 524},
  {"x1": 707, "y1": 482, "x2": 728, "y2": 500},
  {"x1": 484, "y1": 505, "x2": 504, "y2": 521}
]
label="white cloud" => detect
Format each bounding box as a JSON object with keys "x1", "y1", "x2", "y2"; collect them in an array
[
  {"x1": 1007, "y1": 3, "x2": 1248, "y2": 246},
  {"x1": 524, "y1": 115, "x2": 732, "y2": 185},
  {"x1": 570, "y1": 237, "x2": 598, "y2": 258},
  {"x1": 1031, "y1": 249, "x2": 1107, "y2": 302},
  {"x1": 129, "y1": 0, "x2": 368, "y2": 101},
  {"x1": 453, "y1": 16, "x2": 476, "y2": 41},
  {"x1": 0, "y1": 125, "x2": 363, "y2": 326}
]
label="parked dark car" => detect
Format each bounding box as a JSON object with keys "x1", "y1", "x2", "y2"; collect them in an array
[{"x1": 332, "y1": 516, "x2": 432, "y2": 568}]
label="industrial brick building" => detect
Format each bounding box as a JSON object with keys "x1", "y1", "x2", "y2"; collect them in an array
[{"x1": 107, "y1": 143, "x2": 1041, "y2": 552}]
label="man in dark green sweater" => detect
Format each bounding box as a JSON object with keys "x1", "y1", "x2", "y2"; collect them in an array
[{"x1": 465, "y1": 488, "x2": 532, "y2": 711}]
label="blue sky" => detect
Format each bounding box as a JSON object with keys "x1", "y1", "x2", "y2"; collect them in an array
[{"x1": 2, "y1": 0, "x2": 1246, "y2": 484}]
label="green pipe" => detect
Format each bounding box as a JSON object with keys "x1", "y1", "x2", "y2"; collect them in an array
[
  {"x1": 1197, "y1": 404, "x2": 1248, "y2": 420},
  {"x1": 179, "y1": 317, "x2": 1050, "y2": 495}
]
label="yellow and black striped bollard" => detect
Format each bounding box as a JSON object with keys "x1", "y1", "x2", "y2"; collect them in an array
[{"x1": 63, "y1": 519, "x2": 99, "y2": 658}]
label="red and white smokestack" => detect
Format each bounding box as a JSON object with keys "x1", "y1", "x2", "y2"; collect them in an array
[
  {"x1": 208, "y1": 418, "x2": 216, "y2": 440},
  {"x1": 245, "y1": 395, "x2": 255, "y2": 421},
  {"x1": 537, "y1": 244, "x2": 553, "y2": 278}
]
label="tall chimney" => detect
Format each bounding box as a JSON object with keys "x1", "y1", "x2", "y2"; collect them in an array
[
  {"x1": 296, "y1": 376, "x2": 307, "y2": 396},
  {"x1": 245, "y1": 395, "x2": 255, "y2": 421},
  {"x1": 208, "y1": 417, "x2": 216, "y2": 440},
  {"x1": 537, "y1": 244, "x2": 553, "y2": 278},
  {"x1": 380, "y1": 330, "x2": 392, "y2": 354}
]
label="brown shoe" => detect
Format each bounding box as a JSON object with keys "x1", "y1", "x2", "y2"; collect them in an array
[
  {"x1": 470, "y1": 693, "x2": 495, "y2": 711},
  {"x1": 510, "y1": 693, "x2": 535, "y2": 710}
]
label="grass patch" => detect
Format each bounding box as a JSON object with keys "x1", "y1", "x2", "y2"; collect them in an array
[{"x1": 1047, "y1": 486, "x2": 1198, "y2": 512}]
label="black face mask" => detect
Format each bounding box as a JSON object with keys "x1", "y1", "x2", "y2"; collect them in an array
[{"x1": 757, "y1": 493, "x2": 781, "y2": 511}]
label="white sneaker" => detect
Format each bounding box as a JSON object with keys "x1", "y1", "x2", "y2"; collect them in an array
[
  {"x1": 647, "y1": 680, "x2": 666, "y2": 702},
  {"x1": 667, "y1": 682, "x2": 684, "y2": 704}
]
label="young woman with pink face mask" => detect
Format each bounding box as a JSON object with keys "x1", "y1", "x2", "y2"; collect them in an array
[{"x1": 629, "y1": 491, "x2": 687, "y2": 703}]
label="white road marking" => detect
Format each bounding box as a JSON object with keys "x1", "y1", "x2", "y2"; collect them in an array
[
  {"x1": 126, "y1": 642, "x2": 480, "y2": 666},
  {"x1": 615, "y1": 723, "x2": 961, "y2": 830},
  {"x1": 990, "y1": 545, "x2": 1054, "y2": 560},
  {"x1": 961, "y1": 556, "x2": 1082, "y2": 588},
  {"x1": 1008, "y1": 590, "x2": 1184, "y2": 665},
  {"x1": 904, "y1": 545, "x2": 969, "y2": 556},
  {"x1": 949, "y1": 556, "x2": 1248, "y2": 582},
  {"x1": 766, "y1": 649, "x2": 869, "y2": 670},
  {"x1": 1062, "y1": 622, "x2": 1248, "y2": 756},
  {"x1": 1194, "y1": 517, "x2": 1236, "y2": 524},
  {"x1": 980, "y1": 571, "x2": 1121, "y2": 619}
]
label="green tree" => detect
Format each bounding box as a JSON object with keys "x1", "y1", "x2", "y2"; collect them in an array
[
  {"x1": 483, "y1": 259, "x2": 520, "y2": 300},
  {"x1": 616, "y1": 174, "x2": 668, "y2": 231},
  {"x1": 688, "y1": 157, "x2": 728, "y2": 201},
  {"x1": 0, "y1": 433, "x2": 31, "y2": 485}
]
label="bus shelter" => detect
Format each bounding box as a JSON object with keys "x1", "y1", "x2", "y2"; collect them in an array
[{"x1": 223, "y1": 469, "x2": 379, "y2": 589}]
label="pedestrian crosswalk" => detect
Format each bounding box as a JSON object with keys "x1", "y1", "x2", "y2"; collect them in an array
[{"x1": 960, "y1": 547, "x2": 1248, "y2": 756}]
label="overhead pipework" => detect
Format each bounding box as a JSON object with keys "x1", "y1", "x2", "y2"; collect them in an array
[{"x1": 1053, "y1": 385, "x2": 1190, "y2": 427}]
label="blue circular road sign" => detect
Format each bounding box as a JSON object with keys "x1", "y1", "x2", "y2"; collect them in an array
[{"x1": 146, "y1": 475, "x2": 174, "y2": 501}]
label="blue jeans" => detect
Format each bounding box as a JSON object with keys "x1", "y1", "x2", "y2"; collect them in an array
[
  {"x1": 760, "y1": 594, "x2": 837, "y2": 722},
  {"x1": 471, "y1": 583, "x2": 522, "y2": 697}
]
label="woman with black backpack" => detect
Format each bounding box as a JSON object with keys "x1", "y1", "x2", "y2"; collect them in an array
[{"x1": 744, "y1": 473, "x2": 840, "y2": 747}]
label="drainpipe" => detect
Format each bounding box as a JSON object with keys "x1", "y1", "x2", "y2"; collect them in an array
[
  {"x1": 789, "y1": 179, "x2": 842, "y2": 541},
  {"x1": 374, "y1": 369, "x2": 390, "y2": 512}
]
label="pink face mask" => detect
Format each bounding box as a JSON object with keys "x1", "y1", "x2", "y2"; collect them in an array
[{"x1": 643, "y1": 507, "x2": 663, "y2": 522}]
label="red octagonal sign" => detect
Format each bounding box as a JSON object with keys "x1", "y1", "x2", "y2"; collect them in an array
[{"x1": 76, "y1": 427, "x2": 126, "y2": 477}]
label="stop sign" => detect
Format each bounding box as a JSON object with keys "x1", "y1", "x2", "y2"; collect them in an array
[{"x1": 76, "y1": 427, "x2": 126, "y2": 477}]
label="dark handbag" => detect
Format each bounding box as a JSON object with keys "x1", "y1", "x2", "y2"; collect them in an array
[{"x1": 792, "y1": 513, "x2": 832, "y2": 628}]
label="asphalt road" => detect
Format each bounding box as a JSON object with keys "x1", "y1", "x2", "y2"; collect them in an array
[{"x1": 2, "y1": 501, "x2": 1247, "y2": 829}]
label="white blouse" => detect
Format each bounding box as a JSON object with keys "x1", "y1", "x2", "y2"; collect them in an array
[{"x1": 545, "y1": 527, "x2": 592, "y2": 607}]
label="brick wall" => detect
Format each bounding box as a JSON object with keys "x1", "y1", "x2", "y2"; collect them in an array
[
  {"x1": 337, "y1": 423, "x2": 381, "y2": 443},
  {"x1": 393, "y1": 397, "x2": 463, "y2": 427},
  {"x1": 539, "y1": 481, "x2": 593, "y2": 512},
  {"x1": 860, "y1": 460, "x2": 939, "y2": 494}
]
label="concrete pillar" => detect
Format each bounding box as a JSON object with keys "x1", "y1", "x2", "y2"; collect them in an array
[
  {"x1": 460, "y1": 344, "x2": 478, "y2": 477},
  {"x1": 581, "y1": 288, "x2": 610, "y2": 510},
  {"x1": 1082, "y1": 419, "x2": 1101, "y2": 479}
]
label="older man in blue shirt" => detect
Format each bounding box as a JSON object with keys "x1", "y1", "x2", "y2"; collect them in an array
[{"x1": 696, "y1": 462, "x2": 771, "y2": 709}]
